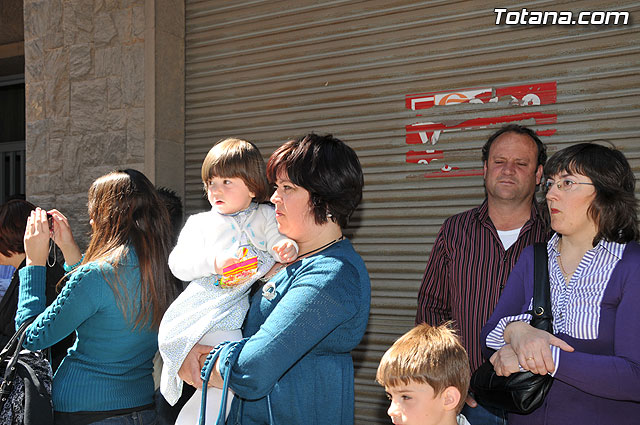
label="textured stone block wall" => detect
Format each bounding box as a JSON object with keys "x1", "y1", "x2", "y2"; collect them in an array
[{"x1": 24, "y1": 0, "x2": 184, "y2": 249}]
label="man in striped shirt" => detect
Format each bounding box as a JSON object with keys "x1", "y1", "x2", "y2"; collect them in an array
[{"x1": 415, "y1": 124, "x2": 549, "y2": 425}]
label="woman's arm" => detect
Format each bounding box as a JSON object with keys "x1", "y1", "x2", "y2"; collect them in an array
[
  {"x1": 218, "y1": 259, "x2": 364, "y2": 399},
  {"x1": 17, "y1": 265, "x2": 102, "y2": 350},
  {"x1": 482, "y1": 247, "x2": 573, "y2": 375}
]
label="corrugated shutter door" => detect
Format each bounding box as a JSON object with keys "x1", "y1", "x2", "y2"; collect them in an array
[{"x1": 184, "y1": 2, "x2": 640, "y2": 423}]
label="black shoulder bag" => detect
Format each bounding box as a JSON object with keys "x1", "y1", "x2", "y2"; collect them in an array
[
  {"x1": 470, "y1": 243, "x2": 554, "y2": 414},
  {"x1": 0, "y1": 318, "x2": 54, "y2": 425}
]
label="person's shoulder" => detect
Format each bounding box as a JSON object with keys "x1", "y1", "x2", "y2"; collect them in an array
[
  {"x1": 76, "y1": 249, "x2": 138, "y2": 276},
  {"x1": 61, "y1": 261, "x2": 109, "y2": 293},
  {"x1": 622, "y1": 240, "x2": 640, "y2": 255},
  {"x1": 439, "y1": 204, "x2": 480, "y2": 230},
  {"x1": 255, "y1": 203, "x2": 276, "y2": 219},
  {"x1": 299, "y1": 241, "x2": 370, "y2": 298},
  {"x1": 608, "y1": 242, "x2": 640, "y2": 293},
  {"x1": 182, "y1": 209, "x2": 229, "y2": 230},
  {"x1": 256, "y1": 203, "x2": 275, "y2": 213},
  {"x1": 186, "y1": 208, "x2": 219, "y2": 221},
  {"x1": 619, "y1": 241, "x2": 640, "y2": 267},
  {"x1": 310, "y1": 240, "x2": 367, "y2": 276},
  {"x1": 72, "y1": 258, "x2": 115, "y2": 279}
]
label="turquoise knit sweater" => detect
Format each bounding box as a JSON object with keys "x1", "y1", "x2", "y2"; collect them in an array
[
  {"x1": 220, "y1": 239, "x2": 371, "y2": 424},
  {"x1": 16, "y1": 250, "x2": 158, "y2": 413}
]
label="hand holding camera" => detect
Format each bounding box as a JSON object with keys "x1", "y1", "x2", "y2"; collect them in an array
[
  {"x1": 23, "y1": 208, "x2": 53, "y2": 267},
  {"x1": 23, "y1": 208, "x2": 82, "y2": 268},
  {"x1": 46, "y1": 209, "x2": 82, "y2": 267}
]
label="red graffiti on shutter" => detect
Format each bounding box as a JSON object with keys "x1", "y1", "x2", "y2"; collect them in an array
[{"x1": 404, "y1": 82, "x2": 557, "y2": 178}]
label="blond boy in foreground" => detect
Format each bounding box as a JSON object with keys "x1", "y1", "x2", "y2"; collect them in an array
[{"x1": 377, "y1": 323, "x2": 471, "y2": 425}]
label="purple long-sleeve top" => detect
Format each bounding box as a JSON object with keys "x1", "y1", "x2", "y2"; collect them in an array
[{"x1": 480, "y1": 241, "x2": 640, "y2": 425}]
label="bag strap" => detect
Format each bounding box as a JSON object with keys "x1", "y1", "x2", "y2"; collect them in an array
[
  {"x1": 530, "y1": 243, "x2": 553, "y2": 333},
  {"x1": 199, "y1": 339, "x2": 248, "y2": 425},
  {"x1": 1, "y1": 317, "x2": 36, "y2": 406},
  {"x1": 199, "y1": 343, "x2": 227, "y2": 425},
  {"x1": 0, "y1": 318, "x2": 33, "y2": 361}
]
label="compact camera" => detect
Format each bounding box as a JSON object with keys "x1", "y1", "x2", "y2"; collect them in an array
[{"x1": 47, "y1": 212, "x2": 54, "y2": 230}]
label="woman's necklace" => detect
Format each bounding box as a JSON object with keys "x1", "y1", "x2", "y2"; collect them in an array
[
  {"x1": 557, "y1": 239, "x2": 575, "y2": 284},
  {"x1": 296, "y1": 235, "x2": 345, "y2": 260},
  {"x1": 557, "y1": 254, "x2": 572, "y2": 283},
  {"x1": 261, "y1": 235, "x2": 344, "y2": 300}
]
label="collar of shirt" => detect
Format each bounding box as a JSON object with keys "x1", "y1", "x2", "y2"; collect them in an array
[
  {"x1": 549, "y1": 233, "x2": 625, "y2": 260},
  {"x1": 475, "y1": 198, "x2": 544, "y2": 234},
  {"x1": 547, "y1": 233, "x2": 626, "y2": 339}
]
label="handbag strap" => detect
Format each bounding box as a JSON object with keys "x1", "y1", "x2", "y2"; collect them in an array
[
  {"x1": 198, "y1": 339, "x2": 248, "y2": 425},
  {"x1": 0, "y1": 318, "x2": 33, "y2": 361},
  {"x1": 1, "y1": 318, "x2": 35, "y2": 405},
  {"x1": 530, "y1": 243, "x2": 553, "y2": 333},
  {"x1": 199, "y1": 342, "x2": 227, "y2": 425}
]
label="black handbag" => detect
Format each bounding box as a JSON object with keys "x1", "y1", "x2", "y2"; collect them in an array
[
  {"x1": 470, "y1": 243, "x2": 554, "y2": 414},
  {"x1": 0, "y1": 318, "x2": 54, "y2": 425}
]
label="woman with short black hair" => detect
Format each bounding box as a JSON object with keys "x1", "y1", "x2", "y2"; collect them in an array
[{"x1": 179, "y1": 133, "x2": 371, "y2": 425}]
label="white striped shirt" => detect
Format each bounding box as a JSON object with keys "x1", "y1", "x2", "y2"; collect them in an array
[{"x1": 486, "y1": 233, "x2": 626, "y2": 375}]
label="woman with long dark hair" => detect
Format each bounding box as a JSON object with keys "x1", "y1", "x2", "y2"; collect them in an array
[{"x1": 17, "y1": 169, "x2": 177, "y2": 425}]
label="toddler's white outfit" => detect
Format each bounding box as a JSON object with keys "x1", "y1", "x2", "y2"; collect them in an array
[{"x1": 159, "y1": 202, "x2": 295, "y2": 411}]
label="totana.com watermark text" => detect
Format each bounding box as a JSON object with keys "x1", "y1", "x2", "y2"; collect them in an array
[{"x1": 494, "y1": 8, "x2": 630, "y2": 25}]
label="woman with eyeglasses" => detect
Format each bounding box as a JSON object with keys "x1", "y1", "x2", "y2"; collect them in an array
[{"x1": 480, "y1": 143, "x2": 640, "y2": 424}]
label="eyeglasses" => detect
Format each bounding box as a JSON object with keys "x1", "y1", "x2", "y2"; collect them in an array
[{"x1": 543, "y1": 179, "x2": 594, "y2": 192}]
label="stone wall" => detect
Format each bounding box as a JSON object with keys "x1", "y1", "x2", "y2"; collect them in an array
[{"x1": 24, "y1": 0, "x2": 184, "y2": 249}]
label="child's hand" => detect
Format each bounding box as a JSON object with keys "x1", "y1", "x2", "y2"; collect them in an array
[
  {"x1": 214, "y1": 251, "x2": 242, "y2": 275},
  {"x1": 274, "y1": 240, "x2": 298, "y2": 263}
]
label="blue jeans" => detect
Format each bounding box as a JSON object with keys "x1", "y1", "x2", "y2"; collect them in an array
[
  {"x1": 462, "y1": 402, "x2": 508, "y2": 425},
  {"x1": 90, "y1": 408, "x2": 157, "y2": 425}
]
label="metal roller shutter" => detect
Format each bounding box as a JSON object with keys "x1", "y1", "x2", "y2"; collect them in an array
[{"x1": 184, "y1": 1, "x2": 640, "y2": 422}]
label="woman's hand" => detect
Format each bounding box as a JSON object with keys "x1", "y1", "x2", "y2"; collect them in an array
[
  {"x1": 490, "y1": 344, "x2": 521, "y2": 377},
  {"x1": 23, "y1": 208, "x2": 51, "y2": 267},
  {"x1": 205, "y1": 358, "x2": 224, "y2": 388},
  {"x1": 47, "y1": 209, "x2": 82, "y2": 266},
  {"x1": 504, "y1": 321, "x2": 574, "y2": 375},
  {"x1": 178, "y1": 343, "x2": 214, "y2": 388}
]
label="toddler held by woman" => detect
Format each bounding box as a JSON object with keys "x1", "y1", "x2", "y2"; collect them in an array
[{"x1": 158, "y1": 138, "x2": 297, "y2": 424}]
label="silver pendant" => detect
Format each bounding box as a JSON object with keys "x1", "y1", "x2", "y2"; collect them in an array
[{"x1": 262, "y1": 281, "x2": 277, "y2": 300}]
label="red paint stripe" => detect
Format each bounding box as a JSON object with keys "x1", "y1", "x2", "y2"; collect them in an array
[
  {"x1": 406, "y1": 81, "x2": 557, "y2": 110},
  {"x1": 422, "y1": 168, "x2": 484, "y2": 178},
  {"x1": 406, "y1": 150, "x2": 444, "y2": 164}
]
